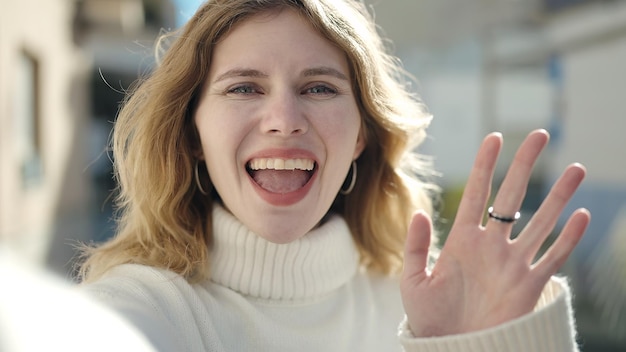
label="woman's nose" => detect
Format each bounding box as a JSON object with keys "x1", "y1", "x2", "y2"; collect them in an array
[{"x1": 259, "y1": 92, "x2": 309, "y2": 136}]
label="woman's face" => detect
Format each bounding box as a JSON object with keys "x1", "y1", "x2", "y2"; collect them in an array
[{"x1": 194, "y1": 9, "x2": 364, "y2": 243}]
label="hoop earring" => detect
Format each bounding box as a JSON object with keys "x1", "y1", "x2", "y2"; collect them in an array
[
  {"x1": 340, "y1": 160, "x2": 357, "y2": 195},
  {"x1": 194, "y1": 160, "x2": 208, "y2": 196}
]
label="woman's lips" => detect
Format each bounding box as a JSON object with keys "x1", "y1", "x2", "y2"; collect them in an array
[{"x1": 246, "y1": 157, "x2": 318, "y2": 206}]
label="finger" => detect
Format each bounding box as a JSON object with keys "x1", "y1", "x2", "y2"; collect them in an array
[
  {"x1": 455, "y1": 133, "x2": 502, "y2": 225},
  {"x1": 516, "y1": 163, "x2": 586, "y2": 257},
  {"x1": 486, "y1": 130, "x2": 549, "y2": 231},
  {"x1": 531, "y1": 208, "x2": 590, "y2": 280},
  {"x1": 402, "y1": 211, "x2": 433, "y2": 282}
]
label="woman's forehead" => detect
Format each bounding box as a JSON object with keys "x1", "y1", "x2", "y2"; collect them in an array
[{"x1": 207, "y1": 9, "x2": 349, "y2": 78}]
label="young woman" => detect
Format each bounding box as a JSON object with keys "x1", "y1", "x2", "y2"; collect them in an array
[{"x1": 80, "y1": 0, "x2": 590, "y2": 350}]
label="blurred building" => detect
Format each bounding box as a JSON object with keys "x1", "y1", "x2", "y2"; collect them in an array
[
  {"x1": 0, "y1": 0, "x2": 91, "y2": 270},
  {"x1": 0, "y1": 0, "x2": 175, "y2": 275}
]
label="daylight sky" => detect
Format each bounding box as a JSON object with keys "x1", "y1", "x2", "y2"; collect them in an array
[{"x1": 173, "y1": 0, "x2": 204, "y2": 26}]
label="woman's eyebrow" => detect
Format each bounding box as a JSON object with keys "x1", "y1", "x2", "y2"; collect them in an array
[
  {"x1": 302, "y1": 66, "x2": 348, "y2": 80},
  {"x1": 212, "y1": 69, "x2": 268, "y2": 83},
  {"x1": 212, "y1": 66, "x2": 348, "y2": 83}
]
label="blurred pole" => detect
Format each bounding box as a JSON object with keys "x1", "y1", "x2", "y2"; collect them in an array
[{"x1": 481, "y1": 26, "x2": 497, "y2": 137}]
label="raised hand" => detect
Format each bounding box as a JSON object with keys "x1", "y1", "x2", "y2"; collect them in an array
[{"x1": 400, "y1": 129, "x2": 591, "y2": 337}]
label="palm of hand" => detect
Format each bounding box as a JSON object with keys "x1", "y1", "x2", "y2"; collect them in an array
[{"x1": 401, "y1": 130, "x2": 590, "y2": 337}]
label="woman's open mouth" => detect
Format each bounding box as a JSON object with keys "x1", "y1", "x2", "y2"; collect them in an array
[{"x1": 246, "y1": 158, "x2": 317, "y2": 194}]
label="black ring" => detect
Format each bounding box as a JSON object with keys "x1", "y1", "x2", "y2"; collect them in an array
[{"x1": 487, "y1": 206, "x2": 520, "y2": 224}]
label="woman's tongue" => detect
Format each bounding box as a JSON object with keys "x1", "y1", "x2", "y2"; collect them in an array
[{"x1": 252, "y1": 169, "x2": 310, "y2": 194}]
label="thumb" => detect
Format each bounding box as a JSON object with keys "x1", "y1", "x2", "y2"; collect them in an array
[{"x1": 402, "y1": 210, "x2": 433, "y2": 282}]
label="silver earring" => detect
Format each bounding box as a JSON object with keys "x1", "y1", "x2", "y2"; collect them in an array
[
  {"x1": 340, "y1": 160, "x2": 357, "y2": 195},
  {"x1": 194, "y1": 160, "x2": 208, "y2": 196}
]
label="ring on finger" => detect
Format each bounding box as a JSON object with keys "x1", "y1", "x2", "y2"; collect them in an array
[{"x1": 487, "y1": 206, "x2": 521, "y2": 224}]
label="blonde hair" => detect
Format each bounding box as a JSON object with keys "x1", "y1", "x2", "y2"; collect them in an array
[{"x1": 79, "y1": 0, "x2": 437, "y2": 283}]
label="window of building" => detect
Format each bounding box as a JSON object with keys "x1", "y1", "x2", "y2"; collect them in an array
[
  {"x1": 544, "y1": 0, "x2": 598, "y2": 12},
  {"x1": 15, "y1": 50, "x2": 43, "y2": 188}
]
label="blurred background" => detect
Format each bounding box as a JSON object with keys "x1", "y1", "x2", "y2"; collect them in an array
[{"x1": 0, "y1": 0, "x2": 624, "y2": 349}]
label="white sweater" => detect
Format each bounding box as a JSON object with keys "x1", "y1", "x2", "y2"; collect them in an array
[{"x1": 83, "y1": 205, "x2": 579, "y2": 351}]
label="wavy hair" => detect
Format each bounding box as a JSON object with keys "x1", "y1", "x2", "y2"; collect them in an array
[{"x1": 79, "y1": 0, "x2": 438, "y2": 283}]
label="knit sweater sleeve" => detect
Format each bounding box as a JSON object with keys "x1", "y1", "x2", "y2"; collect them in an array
[{"x1": 397, "y1": 276, "x2": 579, "y2": 352}]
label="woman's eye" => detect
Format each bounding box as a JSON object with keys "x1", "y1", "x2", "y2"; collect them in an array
[
  {"x1": 228, "y1": 85, "x2": 259, "y2": 95},
  {"x1": 304, "y1": 85, "x2": 337, "y2": 96}
]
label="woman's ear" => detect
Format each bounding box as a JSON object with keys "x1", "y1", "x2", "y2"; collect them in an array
[
  {"x1": 194, "y1": 150, "x2": 205, "y2": 160},
  {"x1": 353, "y1": 127, "x2": 367, "y2": 159},
  {"x1": 189, "y1": 120, "x2": 205, "y2": 160},
  {"x1": 192, "y1": 142, "x2": 204, "y2": 160}
]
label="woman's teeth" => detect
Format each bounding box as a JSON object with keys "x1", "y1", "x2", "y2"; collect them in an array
[{"x1": 248, "y1": 158, "x2": 315, "y2": 171}]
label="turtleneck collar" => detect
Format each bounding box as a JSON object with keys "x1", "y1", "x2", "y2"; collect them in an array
[{"x1": 209, "y1": 204, "x2": 360, "y2": 301}]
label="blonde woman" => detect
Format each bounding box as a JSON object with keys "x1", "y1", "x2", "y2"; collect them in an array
[{"x1": 80, "y1": 0, "x2": 590, "y2": 351}]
